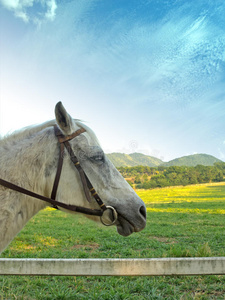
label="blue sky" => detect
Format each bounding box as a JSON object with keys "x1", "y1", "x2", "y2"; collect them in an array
[{"x1": 1, "y1": 0, "x2": 225, "y2": 161}]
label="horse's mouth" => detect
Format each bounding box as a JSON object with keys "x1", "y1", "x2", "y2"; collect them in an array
[{"x1": 116, "y1": 215, "x2": 135, "y2": 237}]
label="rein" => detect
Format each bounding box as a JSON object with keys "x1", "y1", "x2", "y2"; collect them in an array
[{"x1": 0, "y1": 125, "x2": 117, "y2": 226}]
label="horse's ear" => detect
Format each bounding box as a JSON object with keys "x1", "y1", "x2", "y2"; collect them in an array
[{"x1": 55, "y1": 102, "x2": 77, "y2": 135}]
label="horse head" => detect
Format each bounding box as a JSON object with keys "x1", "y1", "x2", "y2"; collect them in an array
[{"x1": 53, "y1": 102, "x2": 146, "y2": 236}]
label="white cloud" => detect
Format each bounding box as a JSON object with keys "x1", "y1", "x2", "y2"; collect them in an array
[
  {"x1": 0, "y1": 0, "x2": 57, "y2": 23},
  {"x1": 45, "y1": 0, "x2": 57, "y2": 21}
]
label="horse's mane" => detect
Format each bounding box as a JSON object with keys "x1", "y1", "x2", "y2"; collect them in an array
[
  {"x1": 0, "y1": 119, "x2": 99, "y2": 146},
  {"x1": 0, "y1": 120, "x2": 56, "y2": 146}
]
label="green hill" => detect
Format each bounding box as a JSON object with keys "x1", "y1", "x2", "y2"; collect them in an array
[
  {"x1": 106, "y1": 152, "x2": 163, "y2": 167},
  {"x1": 106, "y1": 152, "x2": 222, "y2": 167},
  {"x1": 161, "y1": 153, "x2": 222, "y2": 167}
]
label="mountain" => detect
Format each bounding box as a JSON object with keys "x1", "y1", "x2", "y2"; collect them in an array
[
  {"x1": 106, "y1": 152, "x2": 163, "y2": 167},
  {"x1": 106, "y1": 152, "x2": 223, "y2": 167},
  {"x1": 160, "y1": 153, "x2": 222, "y2": 167}
]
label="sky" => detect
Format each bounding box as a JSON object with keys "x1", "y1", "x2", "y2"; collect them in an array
[{"x1": 1, "y1": 0, "x2": 225, "y2": 162}]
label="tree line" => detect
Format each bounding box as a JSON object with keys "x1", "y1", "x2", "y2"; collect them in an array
[{"x1": 118, "y1": 162, "x2": 225, "y2": 189}]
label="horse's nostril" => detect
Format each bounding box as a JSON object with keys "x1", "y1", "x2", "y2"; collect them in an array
[{"x1": 139, "y1": 205, "x2": 147, "y2": 219}]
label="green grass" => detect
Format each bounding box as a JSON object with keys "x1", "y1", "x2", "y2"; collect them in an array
[{"x1": 1, "y1": 182, "x2": 225, "y2": 299}]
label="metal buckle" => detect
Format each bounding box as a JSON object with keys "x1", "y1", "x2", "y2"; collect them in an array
[{"x1": 100, "y1": 206, "x2": 118, "y2": 226}]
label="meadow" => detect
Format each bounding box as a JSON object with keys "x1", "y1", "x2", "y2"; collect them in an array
[{"x1": 0, "y1": 182, "x2": 225, "y2": 299}]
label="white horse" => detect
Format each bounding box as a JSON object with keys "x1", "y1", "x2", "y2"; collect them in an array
[{"x1": 0, "y1": 102, "x2": 146, "y2": 254}]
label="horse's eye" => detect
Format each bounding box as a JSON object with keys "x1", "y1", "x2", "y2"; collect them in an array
[{"x1": 90, "y1": 154, "x2": 104, "y2": 163}]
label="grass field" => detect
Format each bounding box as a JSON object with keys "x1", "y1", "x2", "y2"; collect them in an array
[{"x1": 0, "y1": 183, "x2": 225, "y2": 299}]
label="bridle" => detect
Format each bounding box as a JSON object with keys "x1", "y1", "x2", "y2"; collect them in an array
[{"x1": 0, "y1": 125, "x2": 118, "y2": 226}]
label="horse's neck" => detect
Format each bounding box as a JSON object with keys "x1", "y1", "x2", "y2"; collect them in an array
[{"x1": 0, "y1": 126, "x2": 57, "y2": 254}]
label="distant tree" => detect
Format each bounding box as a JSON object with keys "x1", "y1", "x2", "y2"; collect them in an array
[
  {"x1": 143, "y1": 174, "x2": 148, "y2": 182},
  {"x1": 188, "y1": 169, "x2": 198, "y2": 184},
  {"x1": 134, "y1": 175, "x2": 141, "y2": 184},
  {"x1": 158, "y1": 166, "x2": 166, "y2": 172},
  {"x1": 214, "y1": 170, "x2": 224, "y2": 182},
  {"x1": 214, "y1": 162, "x2": 225, "y2": 175},
  {"x1": 142, "y1": 181, "x2": 157, "y2": 189}
]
